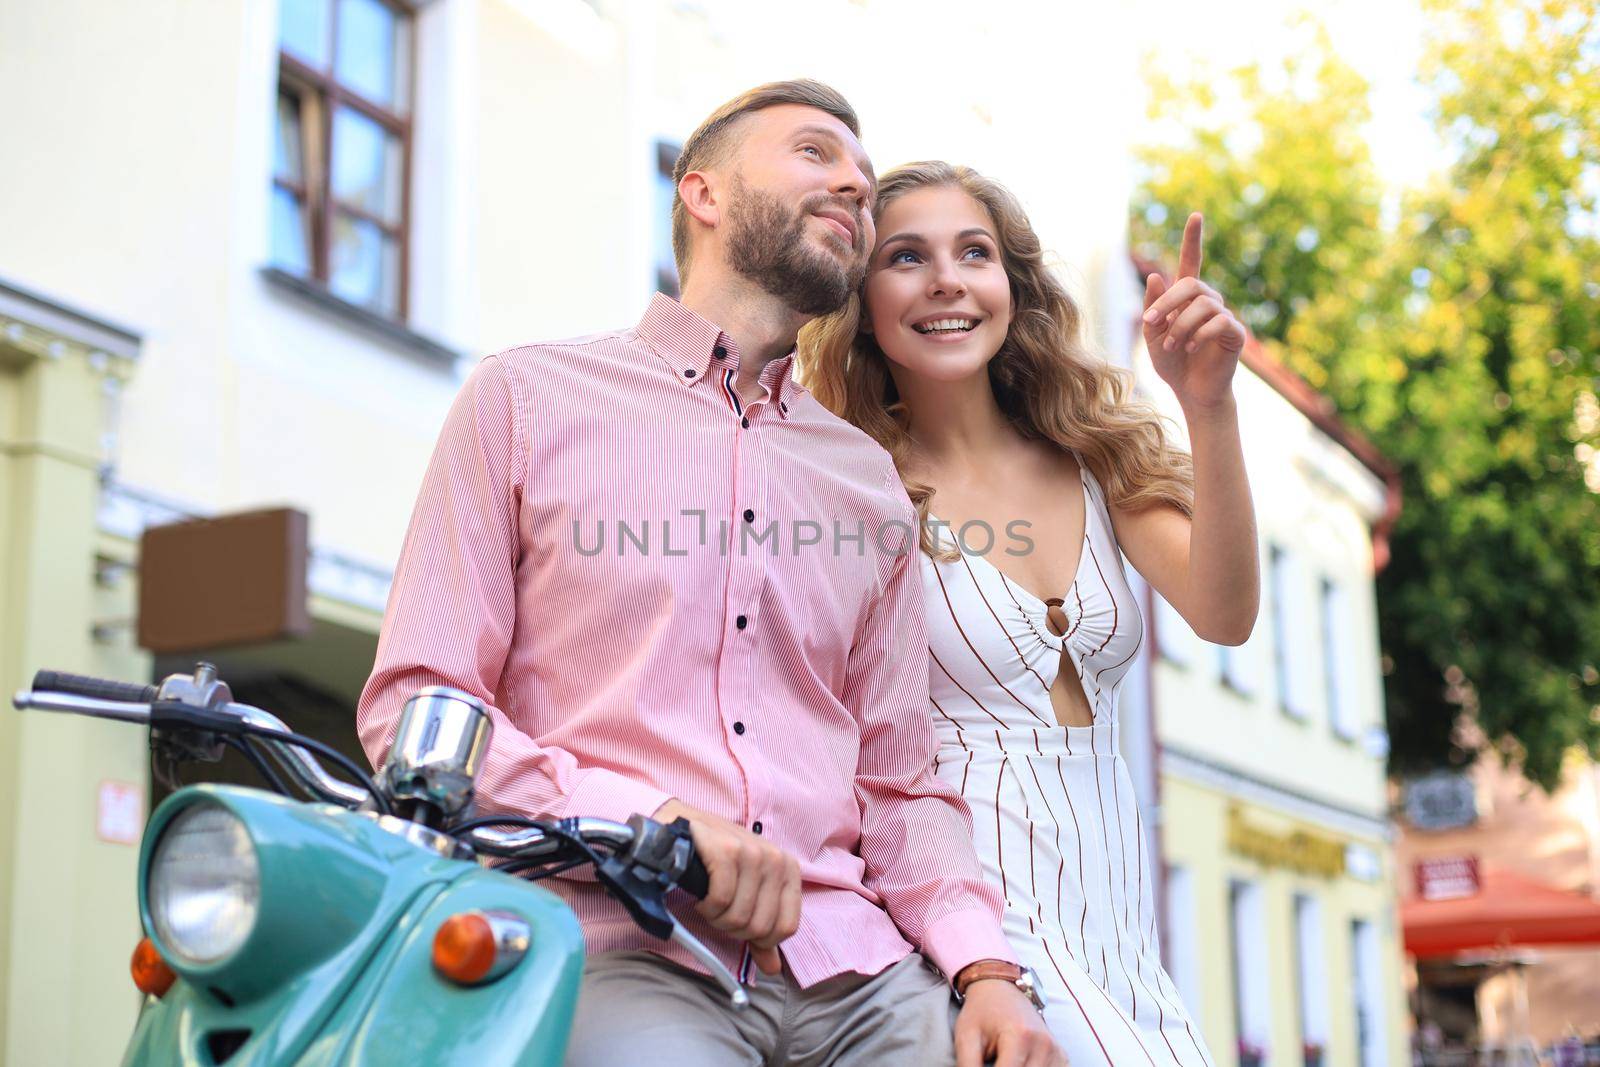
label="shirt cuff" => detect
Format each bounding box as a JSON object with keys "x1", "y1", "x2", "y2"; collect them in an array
[
  {"x1": 920, "y1": 907, "x2": 1020, "y2": 981},
  {"x1": 557, "y1": 767, "x2": 676, "y2": 827}
]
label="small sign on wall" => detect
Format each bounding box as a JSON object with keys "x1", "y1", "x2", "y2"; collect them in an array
[
  {"x1": 97, "y1": 780, "x2": 143, "y2": 845},
  {"x1": 1415, "y1": 855, "x2": 1480, "y2": 900},
  {"x1": 1403, "y1": 771, "x2": 1478, "y2": 831}
]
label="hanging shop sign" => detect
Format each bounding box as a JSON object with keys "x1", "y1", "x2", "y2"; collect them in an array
[{"x1": 138, "y1": 507, "x2": 311, "y2": 653}]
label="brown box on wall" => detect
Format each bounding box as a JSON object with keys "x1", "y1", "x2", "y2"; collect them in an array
[{"x1": 137, "y1": 508, "x2": 312, "y2": 653}]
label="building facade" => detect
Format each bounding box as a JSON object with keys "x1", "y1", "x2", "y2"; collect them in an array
[
  {"x1": 1118, "y1": 316, "x2": 1412, "y2": 1067},
  {"x1": 1398, "y1": 749, "x2": 1600, "y2": 1057}
]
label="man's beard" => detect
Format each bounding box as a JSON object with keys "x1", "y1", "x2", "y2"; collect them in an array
[{"x1": 725, "y1": 178, "x2": 866, "y2": 317}]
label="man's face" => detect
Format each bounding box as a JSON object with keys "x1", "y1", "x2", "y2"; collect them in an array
[{"x1": 719, "y1": 104, "x2": 876, "y2": 317}]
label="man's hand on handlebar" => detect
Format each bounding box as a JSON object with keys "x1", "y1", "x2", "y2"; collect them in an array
[{"x1": 653, "y1": 798, "x2": 800, "y2": 975}]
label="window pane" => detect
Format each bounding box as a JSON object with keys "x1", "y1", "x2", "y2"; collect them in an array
[
  {"x1": 275, "y1": 92, "x2": 304, "y2": 183},
  {"x1": 270, "y1": 186, "x2": 311, "y2": 275},
  {"x1": 335, "y1": 0, "x2": 409, "y2": 110},
  {"x1": 1322, "y1": 580, "x2": 1357, "y2": 737},
  {"x1": 329, "y1": 212, "x2": 398, "y2": 315},
  {"x1": 331, "y1": 107, "x2": 402, "y2": 223},
  {"x1": 279, "y1": 0, "x2": 331, "y2": 67}
]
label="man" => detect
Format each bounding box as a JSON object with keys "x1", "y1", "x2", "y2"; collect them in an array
[{"x1": 357, "y1": 80, "x2": 1064, "y2": 1067}]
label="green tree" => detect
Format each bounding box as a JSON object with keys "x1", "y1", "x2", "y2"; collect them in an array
[
  {"x1": 1133, "y1": 0, "x2": 1600, "y2": 788},
  {"x1": 1132, "y1": 19, "x2": 1385, "y2": 347}
]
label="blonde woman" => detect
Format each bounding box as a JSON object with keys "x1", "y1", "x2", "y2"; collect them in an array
[{"x1": 797, "y1": 162, "x2": 1257, "y2": 1065}]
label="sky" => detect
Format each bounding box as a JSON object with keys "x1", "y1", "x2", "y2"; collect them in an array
[
  {"x1": 1131, "y1": 0, "x2": 1445, "y2": 192},
  {"x1": 684, "y1": 0, "x2": 1449, "y2": 195}
]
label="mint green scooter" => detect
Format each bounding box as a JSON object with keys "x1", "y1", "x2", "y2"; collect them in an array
[{"x1": 15, "y1": 664, "x2": 740, "y2": 1066}]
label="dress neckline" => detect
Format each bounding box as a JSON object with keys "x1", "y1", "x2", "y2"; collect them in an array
[{"x1": 928, "y1": 460, "x2": 1093, "y2": 611}]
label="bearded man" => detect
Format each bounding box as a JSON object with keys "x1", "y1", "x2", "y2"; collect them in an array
[{"x1": 357, "y1": 80, "x2": 1064, "y2": 1067}]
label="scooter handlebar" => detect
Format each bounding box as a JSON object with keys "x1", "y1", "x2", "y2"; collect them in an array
[
  {"x1": 30, "y1": 670, "x2": 158, "y2": 705},
  {"x1": 677, "y1": 853, "x2": 710, "y2": 900}
]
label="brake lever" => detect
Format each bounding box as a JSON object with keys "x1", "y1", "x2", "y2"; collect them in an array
[
  {"x1": 669, "y1": 923, "x2": 749, "y2": 1007},
  {"x1": 592, "y1": 815, "x2": 748, "y2": 1008}
]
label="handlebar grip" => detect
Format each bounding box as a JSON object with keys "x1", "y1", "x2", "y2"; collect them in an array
[
  {"x1": 31, "y1": 670, "x2": 158, "y2": 705},
  {"x1": 677, "y1": 853, "x2": 710, "y2": 900}
]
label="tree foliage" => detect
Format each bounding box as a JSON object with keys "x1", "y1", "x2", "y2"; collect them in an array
[{"x1": 1132, "y1": 0, "x2": 1600, "y2": 788}]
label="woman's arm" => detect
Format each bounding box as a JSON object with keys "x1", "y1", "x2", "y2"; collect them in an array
[
  {"x1": 1109, "y1": 395, "x2": 1259, "y2": 645},
  {"x1": 1108, "y1": 211, "x2": 1259, "y2": 645}
]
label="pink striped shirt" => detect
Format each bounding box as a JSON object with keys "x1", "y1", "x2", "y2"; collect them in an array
[{"x1": 356, "y1": 293, "x2": 1014, "y2": 986}]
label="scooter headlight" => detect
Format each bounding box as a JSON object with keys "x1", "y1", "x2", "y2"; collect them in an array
[{"x1": 147, "y1": 801, "x2": 260, "y2": 966}]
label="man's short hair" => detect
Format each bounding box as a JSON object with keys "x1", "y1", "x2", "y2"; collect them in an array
[{"x1": 670, "y1": 79, "x2": 861, "y2": 285}]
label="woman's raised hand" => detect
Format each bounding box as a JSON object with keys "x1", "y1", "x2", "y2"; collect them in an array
[{"x1": 1141, "y1": 212, "x2": 1247, "y2": 413}]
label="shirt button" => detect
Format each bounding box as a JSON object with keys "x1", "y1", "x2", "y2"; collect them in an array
[
  {"x1": 741, "y1": 416, "x2": 750, "y2": 429},
  {"x1": 733, "y1": 721, "x2": 746, "y2": 735},
  {"x1": 780, "y1": 402, "x2": 788, "y2": 414},
  {"x1": 752, "y1": 821, "x2": 763, "y2": 835},
  {"x1": 736, "y1": 614, "x2": 748, "y2": 630},
  {"x1": 683, "y1": 368, "x2": 696, "y2": 378},
  {"x1": 743, "y1": 509, "x2": 755, "y2": 523},
  {"x1": 714, "y1": 345, "x2": 727, "y2": 359}
]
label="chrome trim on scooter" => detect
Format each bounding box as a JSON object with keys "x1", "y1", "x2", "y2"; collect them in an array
[
  {"x1": 228, "y1": 703, "x2": 372, "y2": 809},
  {"x1": 12, "y1": 690, "x2": 153, "y2": 724},
  {"x1": 479, "y1": 910, "x2": 532, "y2": 982},
  {"x1": 381, "y1": 688, "x2": 493, "y2": 818},
  {"x1": 468, "y1": 818, "x2": 635, "y2": 856},
  {"x1": 359, "y1": 812, "x2": 474, "y2": 860}
]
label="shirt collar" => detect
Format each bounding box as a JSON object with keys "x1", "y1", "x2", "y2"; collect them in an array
[{"x1": 635, "y1": 292, "x2": 795, "y2": 418}]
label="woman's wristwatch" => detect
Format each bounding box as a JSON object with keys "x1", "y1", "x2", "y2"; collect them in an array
[{"x1": 952, "y1": 959, "x2": 1047, "y2": 1012}]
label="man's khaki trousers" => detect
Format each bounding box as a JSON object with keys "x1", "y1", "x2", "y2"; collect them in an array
[{"x1": 564, "y1": 950, "x2": 959, "y2": 1066}]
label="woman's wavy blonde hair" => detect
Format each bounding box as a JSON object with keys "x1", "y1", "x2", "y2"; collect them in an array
[{"x1": 795, "y1": 160, "x2": 1194, "y2": 560}]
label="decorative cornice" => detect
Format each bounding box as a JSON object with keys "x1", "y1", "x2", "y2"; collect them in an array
[
  {"x1": 1162, "y1": 741, "x2": 1393, "y2": 842},
  {"x1": 0, "y1": 276, "x2": 141, "y2": 372}
]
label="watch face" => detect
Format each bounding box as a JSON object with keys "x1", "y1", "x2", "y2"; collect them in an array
[{"x1": 1018, "y1": 967, "x2": 1047, "y2": 1011}]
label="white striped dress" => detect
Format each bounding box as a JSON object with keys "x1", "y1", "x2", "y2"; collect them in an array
[{"x1": 923, "y1": 459, "x2": 1214, "y2": 1066}]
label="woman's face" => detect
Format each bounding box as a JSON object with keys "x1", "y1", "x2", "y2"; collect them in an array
[{"x1": 862, "y1": 185, "x2": 1013, "y2": 383}]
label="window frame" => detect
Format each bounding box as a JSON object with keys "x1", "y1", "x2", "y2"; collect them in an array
[
  {"x1": 655, "y1": 140, "x2": 683, "y2": 298},
  {"x1": 274, "y1": 0, "x2": 417, "y2": 322}
]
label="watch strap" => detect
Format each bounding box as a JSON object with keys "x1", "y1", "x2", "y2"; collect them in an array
[{"x1": 953, "y1": 960, "x2": 1024, "y2": 998}]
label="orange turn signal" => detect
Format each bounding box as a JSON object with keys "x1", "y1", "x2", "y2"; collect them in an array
[
  {"x1": 131, "y1": 937, "x2": 176, "y2": 998},
  {"x1": 432, "y1": 912, "x2": 497, "y2": 985}
]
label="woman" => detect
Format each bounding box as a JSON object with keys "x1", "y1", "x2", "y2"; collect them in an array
[{"x1": 797, "y1": 162, "x2": 1257, "y2": 1065}]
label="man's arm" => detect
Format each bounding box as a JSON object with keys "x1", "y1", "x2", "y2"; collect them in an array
[
  {"x1": 844, "y1": 511, "x2": 1016, "y2": 978},
  {"x1": 355, "y1": 354, "x2": 671, "y2": 825},
  {"x1": 847, "y1": 492, "x2": 1064, "y2": 1067}
]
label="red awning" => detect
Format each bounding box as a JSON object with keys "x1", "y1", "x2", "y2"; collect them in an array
[{"x1": 1403, "y1": 866, "x2": 1600, "y2": 957}]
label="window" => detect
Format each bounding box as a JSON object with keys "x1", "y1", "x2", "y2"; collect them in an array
[
  {"x1": 1229, "y1": 879, "x2": 1271, "y2": 1065},
  {"x1": 1350, "y1": 918, "x2": 1386, "y2": 1067},
  {"x1": 273, "y1": 0, "x2": 414, "y2": 319},
  {"x1": 1218, "y1": 644, "x2": 1249, "y2": 695},
  {"x1": 655, "y1": 141, "x2": 682, "y2": 298},
  {"x1": 1218, "y1": 626, "x2": 1264, "y2": 697},
  {"x1": 1153, "y1": 592, "x2": 1198, "y2": 667},
  {"x1": 1270, "y1": 545, "x2": 1292, "y2": 710},
  {"x1": 1271, "y1": 545, "x2": 1316, "y2": 719},
  {"x1": 1321, "y1": 579, "x2": 1358, "y2": 739},
  {"x1": 1165, "y1": 865, "x2": 1203, "y2": 1018},
  {"x1": 1294, "y1": 894, "x2": 1330, "y2": 1063}
]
